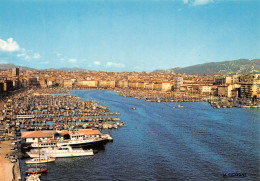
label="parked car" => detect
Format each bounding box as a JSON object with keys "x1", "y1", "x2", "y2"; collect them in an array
[
  {"x1": 10, "y1": 158, "x2": 16, "y2": 163},
  {"x1": 11, "y1": 142, "x2": 16, "y2": 145}
]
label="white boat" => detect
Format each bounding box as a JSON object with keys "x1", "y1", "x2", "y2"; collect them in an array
[
  {"x1": 25, "y1": 174, "x2": 41, "y2": 181},
  {"x1": 178, "y1": 104, "x2": 184, "y2": 108},
  {"x1": 30, "y1": 132, "x2": 107, "y2": 148},
  {"x1": 27, "y1": 146, "x2": 94, "y2": 158},
  {"x1": 101, "y1": 134, "x2": 113, "y2": 141},
  {"x1": 25, "y1": 157, "x2": 56, "y2": 164}
]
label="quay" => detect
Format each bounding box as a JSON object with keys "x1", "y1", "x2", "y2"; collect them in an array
[
  {"x1": 114, "y1": 88, "x2": 260, "y2": 108},
  {"x1": 0, "y1": 140, "x2": 21, "y2": 181}
]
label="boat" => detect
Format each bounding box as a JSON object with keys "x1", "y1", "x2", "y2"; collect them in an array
[
  {"x1": 132, "y1": 107, "x2": 136, "y2": 110},
  {"x1": 26, "y1": 168, "x2": 48, "y2": 174},
  {"x1": 112, "y1": 123, "x2": 118, "y2": 129},
  {"x1": 119, "y1": 121, "x2": 126, "y2": 127},
  {"x1": 250, "y1": 105, "x2": 258, "y2": 108},
  {"x1": 29, "y1": 130, "x2": 108, "y2": 149},
  {"x1": 101, "y1": 134, "x2": 113, "y2": 141},
  {"x1": 25, "y1": 173, "x2": 41, "y2": 181},
  {"x1": 178, "y1": 104, "x2": 184, "y2": 108},
  {"x1": 25, "y1": 157, "x2": 56, "y2": 164},
  {"x1": 30, "y1": 137, "x2": 107, "y2": 148},
  {"x1": 241, "y1": 105, "x2": 251, "y2": 108},
  {"x1": 27, "y1": 145, "x2": 94, "y2": 158}
]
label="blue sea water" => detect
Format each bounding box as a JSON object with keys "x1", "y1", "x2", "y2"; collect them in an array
[{"x1": 20, "y1": 90, "x2": 260, "y2": 180}]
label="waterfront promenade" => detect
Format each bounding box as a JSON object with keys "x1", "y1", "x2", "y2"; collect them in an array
[{"x1": 0, "y1": 141, "x2": 14, "y2": 181}]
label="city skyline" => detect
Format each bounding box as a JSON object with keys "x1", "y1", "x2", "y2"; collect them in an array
[{"x1": 0, "y1": 0, "x2": 259, "y2": 71}]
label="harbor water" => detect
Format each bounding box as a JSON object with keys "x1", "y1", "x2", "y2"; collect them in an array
[{"x1": 20, "y1": 89, "x2": 260, "y2": 180}]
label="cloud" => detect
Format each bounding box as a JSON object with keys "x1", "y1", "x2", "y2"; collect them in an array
[
  {"x1": 94, "y1": 61, "x2": 101, "y2": 65},
  {"x1": 183, "y1": 0, "x2": 214, "y2": 6},
  {"x1": 106, "y1": 62, "x2": 125, "y2": 68},
  {"x1": 183, "y1": 0, "x2": 189, "y2": 4},
  {"x1": 0, "y1": 38, "x2": 20, "y2": 52},
  {"x1": 33, "y1": 53, "x2": 40, "y2": 59},
  {"x1": 68, "y1": 58, "x2": 77, "y2": 63},
  {"x1": 17, "y1": 49, "x2": 31, "y2": 60},
  {"x1": 16, "y1": 48, "x2": 40, "y2": 60},
  {"x1": 17, "y1": 51, "x2": 27, "y2": 58},
  {"x1": 192, "y1": 0, "x2": 214, "y2": 6}
]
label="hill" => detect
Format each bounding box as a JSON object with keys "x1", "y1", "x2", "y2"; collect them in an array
[
  {"x1": 0, "y1": 64, "x2": 37, "y2": 71},
  {"x1": 153, "y1": 59, "x2": 260, "y2": 75},
  {"x1": 0, "y1": 64, "x2": 86, "y2": 72}
]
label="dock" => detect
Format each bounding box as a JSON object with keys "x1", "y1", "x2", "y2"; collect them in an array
[{"x1": 0, "y1": 140, "x2": 21, "y2": 181}]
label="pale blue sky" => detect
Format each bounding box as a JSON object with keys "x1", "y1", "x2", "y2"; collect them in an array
[{"x1": 0, "y1": 0, "x2": 259, "y2": 71}]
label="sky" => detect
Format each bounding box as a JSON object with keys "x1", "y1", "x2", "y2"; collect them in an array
[{"x1": 0, "y1": 0, "x2": 259, "y2": 71}]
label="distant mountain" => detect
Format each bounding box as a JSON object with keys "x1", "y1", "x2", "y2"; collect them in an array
[
  {"x1": 59, "y1": 67, "x2": 86, "y2": 71},
  {"x1": 0, "y1": 64, "x2": 87, "y2": 72},
  {"x1": 0, "y1": 64, "x2": 37, "y2": 71},
  {"x1": 153, "y1": 59, "x2": 260, "y2": 75}
]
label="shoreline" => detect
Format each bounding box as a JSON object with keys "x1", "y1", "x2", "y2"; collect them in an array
[{"x1": 73, "y1": 88, "x2": 260, "y2": 108}]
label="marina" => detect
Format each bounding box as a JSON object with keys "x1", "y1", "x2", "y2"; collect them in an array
[
  {"x1": 0, "y1": 89, "x2": 259, "y2": 180},
  {"x1": 0, "y1": 88, "x2": 124, "y2": 180},
  {"x1": 18, "y1": 89, "x2": 259, "y2": 181}
]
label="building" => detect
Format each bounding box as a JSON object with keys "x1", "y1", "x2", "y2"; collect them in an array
[
  {"x1": 28, "y1": 78, "x2": 39, "y2": 87},
  {"x1": 98, "y1": 80, "x2": 115, "y2": 88},
  {"x1": 161, "y1": 82, "x2": 171, "y2": 91},
  {"x1": 78, "y1": 80, "x2": 98, "y2": 88},
  {"x1": 0, "y1": 82, "x2": 4, "y2": 95},
  {"x1": 116, "y1": 80, "x2": 128, "y2": 88},
  {"x1": 218, "y1": 84, "x2": 241, "y2": 98},
  {"x1": 63, "y1": 79, "x2": 73, "y2": 88},
  {"x1": 174, "y1": 77, "x2": 183, "y2": 90},
  {"x1": 240, "y1": 80, "x2": 260, "y2": 98},
  {"x1": 145, "y1": 83, "x2": 154, "y2": 90},
  {"x1": 201, "y1": 86, "x2": 212, "y2": 94},
  {"x1": 153, "y1": 82, "x2": 162, "y2": 91},
  {"x1": 12, "y1": 67, "x2": 19, "y2": 77},
  {"x1": 4, "y1": 80, "x2": 13, "y2": 92},
  {"x1": 12, "y1": 78, "x2": 20, "y2": 89},
  {"x1": 137, "y1": 82, "x2": 145, "y2": 89},
  {"x1": 128, "y1": 81, "x2": 138, "y2": 89},
  {"x1": 39, "y1": 80, "x2": 47, "y2": 88}
]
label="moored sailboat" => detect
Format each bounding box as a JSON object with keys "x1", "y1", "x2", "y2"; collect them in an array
[
  {"x1": 26, "y1": 157, "x2": 56, "y2": 164},
  {"x1": 26, "y1": 168, "x2": 48, "y2": 174}
]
